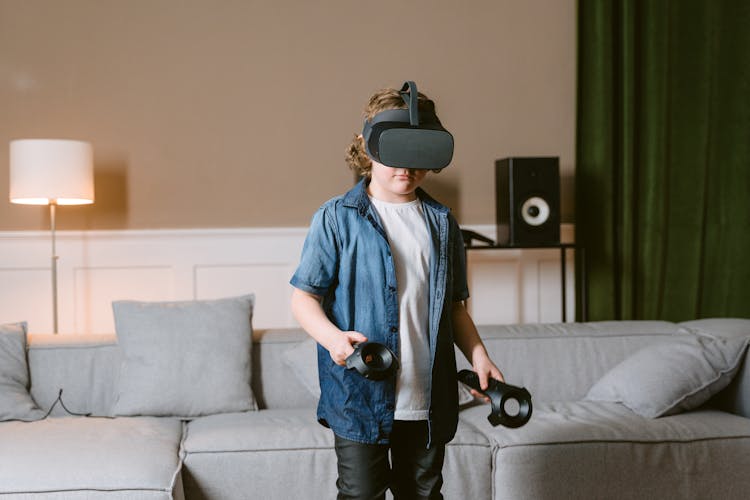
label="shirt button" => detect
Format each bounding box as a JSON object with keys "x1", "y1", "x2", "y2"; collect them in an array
[{"x1": 390, "y1": 327, "x2": 398, "y2": 333}]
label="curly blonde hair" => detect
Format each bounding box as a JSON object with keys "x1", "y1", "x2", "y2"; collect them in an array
[{"x1": 346, "y1": 86, "x2": 443, "y2": 178}]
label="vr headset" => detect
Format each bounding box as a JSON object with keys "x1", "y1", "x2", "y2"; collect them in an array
[{"x1": 362, "y1": 81, "x2": 454, "y2": 170}]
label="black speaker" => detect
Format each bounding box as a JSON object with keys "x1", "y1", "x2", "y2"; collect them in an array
[{"x1": 495, "y1": 157, "x2": 560, "y2": 246}]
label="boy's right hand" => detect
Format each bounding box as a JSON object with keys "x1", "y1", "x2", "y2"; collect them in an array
[
  {"x1": 329, "y1": 331, "x2": 368, "y2": 366},
  {"x1": 289, "y1": 288, "x2": 367, "y2": 366}
]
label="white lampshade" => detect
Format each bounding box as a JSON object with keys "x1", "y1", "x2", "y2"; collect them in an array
[{"x1": 9, "y1": 139, "x2": 94, "y2": 205}]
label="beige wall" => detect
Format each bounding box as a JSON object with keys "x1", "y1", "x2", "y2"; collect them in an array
[{"x1": 0, "y1": 0, "x2": 576, "y2": 230}]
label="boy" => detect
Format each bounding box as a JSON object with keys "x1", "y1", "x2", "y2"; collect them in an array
[{"x1": 290, "y1": 82, "x2": 503, "y2": 500}]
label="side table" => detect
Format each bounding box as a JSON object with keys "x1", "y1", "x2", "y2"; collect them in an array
[{"x1": 464, "y1": 243, "x2": 587, "y2": 322}]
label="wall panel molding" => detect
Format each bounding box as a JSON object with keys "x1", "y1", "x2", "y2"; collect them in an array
[{"x1": 0, "y1": 225, "x2": 575, "y2": 334}]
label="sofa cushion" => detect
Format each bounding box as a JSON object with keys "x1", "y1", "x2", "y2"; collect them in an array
[
  {"x1": 466, "y1": 321, "x2": 687, "y2": 403},
  {"x1": 0, "y1": 322, "x2": 44, "y2": 422},
  {"x1": 112, "y1": 295, "x2": 256, "y2": 418},
  {"x1": 461, "y1": 400, "x2": 750, "y2": 446},
  {"x1": 0, "y1": 416, "x2": 184, "y2": 499},
  {"x1": 280, "y1": 337, "x2": 320, "y2": 398},
  {"x1": 585, "y1": 332, "x2": 749, "y2": 418},
  {"x1": 182, "y1": 409, "x2": 492, "y2": 500},
  {"x1": 28, "y1": 334, "x2": 120, "y2": 418},
  {"x1": 460, "y1": 401, "x2": 750, "y2": 500},
  {"x1": 182, "y1": 409, "x2": 337, "y2": 499},
  {"x1": 682, "y1": 320, "x2": 750, "y2": 419}
]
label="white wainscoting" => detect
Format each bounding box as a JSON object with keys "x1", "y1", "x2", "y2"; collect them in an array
[{"x1": 0, "y1": 225, "x2": 575, "y2": 335}]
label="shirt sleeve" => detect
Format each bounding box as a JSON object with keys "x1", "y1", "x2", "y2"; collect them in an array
[
  {"x1": 450, "y1": 215, "x2": 470, "y2": 302},
  {"x1": 290, "y1": 205, "x2": 339, "y2": 297}
]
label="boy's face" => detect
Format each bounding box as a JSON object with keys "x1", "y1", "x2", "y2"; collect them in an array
[{"x1": 367, "y1": 160, "x2": 428, "y2": 203}]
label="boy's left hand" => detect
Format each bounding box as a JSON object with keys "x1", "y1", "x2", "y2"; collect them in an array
[
  {"x1": 470, "y1": 355, "x2": 504, "y2": 403},
  {"x1": 451, "y1": 300, "x2": 505, "y2": 403}
]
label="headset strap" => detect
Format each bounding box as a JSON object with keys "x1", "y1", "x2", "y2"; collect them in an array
[
  {"x1": 400, "y1": 81, "x2": 419, "y2": 126},
  {"x1": 368, "y1": 109, "x2": 410, "y2": 125},
  {"x1": 362, "y1": 108, "x2": 409, "y2": 142}
]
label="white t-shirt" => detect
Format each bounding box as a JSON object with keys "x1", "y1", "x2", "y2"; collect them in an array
[{"x1": 369, "y1": 196, "x2": 431, "y2": 421}]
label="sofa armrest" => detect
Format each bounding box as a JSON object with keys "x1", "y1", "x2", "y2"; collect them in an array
[
  {"x1": 713, "y1": 348, "x2": 750, "y2": 418},
  {"x1": 680, "y1": 319, "x2": 750, "y2": 418}
]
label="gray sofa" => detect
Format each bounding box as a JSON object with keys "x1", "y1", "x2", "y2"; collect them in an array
[{"x1": 1, "y1": 318, "x2": 749, "y2": 499}]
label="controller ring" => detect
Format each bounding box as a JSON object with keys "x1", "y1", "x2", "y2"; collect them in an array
[
  {"x1": 457, "y1": 369, "x2": 533, "y2": 428},
  {"x1": 345, "y1": 342, "x2": 400, "y2": 381}
]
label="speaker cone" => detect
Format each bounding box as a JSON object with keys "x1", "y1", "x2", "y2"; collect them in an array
[{"x1": 520, "y1": 196, "x2": 550, "y2": 226}]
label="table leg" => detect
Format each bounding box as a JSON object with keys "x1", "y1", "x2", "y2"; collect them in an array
[{"x1": 561, "y1": 246, "x2": 567, "y2": 322}]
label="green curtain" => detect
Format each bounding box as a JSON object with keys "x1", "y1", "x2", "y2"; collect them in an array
[{"x1": 576, "y1": 0, "x2": 750, "y2": 321}]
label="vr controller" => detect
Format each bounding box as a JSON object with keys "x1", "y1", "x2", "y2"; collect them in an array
[
  {"x1": 362, "y1": 81, "x2": 454, "y2": 170},
  {"x1": 457, "y1": 369, "x2": 533, "y2": 428},
  {"x1": 345, "y1": 342, "x2": 400, "y2": 381}
]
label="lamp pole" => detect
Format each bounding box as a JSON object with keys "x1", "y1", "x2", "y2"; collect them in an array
[{"x1": 50, "y1": 201, "x2": 59, "y2": 334}]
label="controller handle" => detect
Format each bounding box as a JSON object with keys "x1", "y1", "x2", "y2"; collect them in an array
[{"x1": 457, "y1": 369, "x2": 532, "y2": 428}]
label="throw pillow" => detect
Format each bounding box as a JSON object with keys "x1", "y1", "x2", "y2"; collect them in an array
[
  {"x1": 585, "y1": 331, "x2": 749, "y2": 418},
  {"x1": 112, "y1": 295, "x2": 256, "y2": 418},
  {"x1": 282, "y1": 337, "x2": 476, "y2": 406},
  {"x1": 0, "y1": 322, "x2": 45, "y2": 421}
]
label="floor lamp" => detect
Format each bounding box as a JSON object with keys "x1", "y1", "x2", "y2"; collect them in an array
[{"x1": 9, "y1": 139, "x2": 95, "y2": 334}]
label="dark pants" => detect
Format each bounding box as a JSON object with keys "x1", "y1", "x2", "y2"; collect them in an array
[{"x1": 334, "y1": 420, "x2": 445, "y2": 500}]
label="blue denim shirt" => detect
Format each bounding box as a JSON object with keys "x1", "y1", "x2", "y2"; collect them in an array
[{"x1": 290, "y1": 179, "x2": 469, "y2": 446}]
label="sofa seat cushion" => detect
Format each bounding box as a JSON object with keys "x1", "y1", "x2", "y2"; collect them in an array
[
  {"x1": 182, "y1": 409, "x2": 493, "y2": 500},
  {"x1": 459, "y1": 402, "x2": 750, "y2": 500},
  {"x1": 182, "y1": 409, "x2": 336, "y2": 500},
  {"x1": 0, "y1": 416, "x2": 184, "y2": 499},
  {"x1": 184, "y1": 408, "x2": 331, "y2": 453}
]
